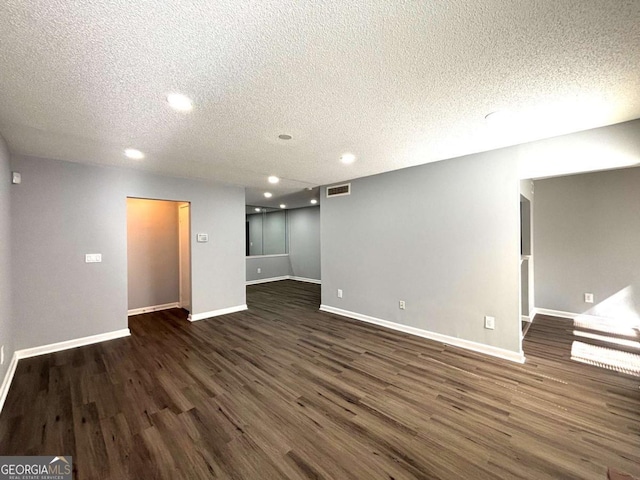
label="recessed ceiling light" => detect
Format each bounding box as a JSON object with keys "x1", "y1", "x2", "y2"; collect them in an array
[
  {"x1": 255, "y1": 208, "x2": 261, "y2": 212},
  {"x1": 167, "y1": 93, "x2": 193, "y2": 112},
  {"x1": 124, "y1": 148, "x2": 145, "y2": 160},
  {"x1": 340, "y1": 153, "x2": 356, "y2": 164},
  {"x1": 264, "y1": 192, "x2": 273, "y2": 198},
  {"x1": 279, "y1": 204, "x2": 286, "y2": 209},
  {"x1": 278, "y1": 134, "x2": 292, "y2": 140},
  {"x1": 310, "y1": 199, "x2": 318, "y2": 204},
  {"x1": 268, "y1": 176, "x2": 280, "y2": 184}
]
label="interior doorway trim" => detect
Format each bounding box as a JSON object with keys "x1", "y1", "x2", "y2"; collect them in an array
[{"x1": 178, "y1": 203, "x2": 192, "y2": 312}]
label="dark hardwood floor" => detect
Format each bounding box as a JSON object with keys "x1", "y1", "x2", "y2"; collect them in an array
[{"x1": 1, "y1": 280, "x2": 639, "y2": 479}]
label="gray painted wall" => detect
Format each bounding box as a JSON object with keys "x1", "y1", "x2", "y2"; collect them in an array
[
  {"x1": 246, "y1": 255, "x2": 292, "y2": 282},
  {"x1": 247, "y1": 214, "x2": 263, "y2": 256},
  {"x1": 263, "y1": 210, "x2": 287, "y2": 255},
  {"x1": 11, "y1": 155, "x2": 245, "y2": 350},
  {"x1": 245, "y1": 206, "x2": 321, "y2": 282},
  {"x1": 321, "y1": 149, "x2": 521, "y2": 354},
  {"x1": 127, "y1": 199, "x2": 179, "y2": 310},
  {"x1": 289, "y1": 206, "x2": 320, "y2": 281},
  {"x1": 534, "y1": 167, "x2": 640, "y2": 321},
  {"x1": 0, "y1": 134, "x2": 13, "y2": 383}
]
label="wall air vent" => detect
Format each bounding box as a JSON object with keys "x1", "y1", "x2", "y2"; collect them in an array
[{"x1": 326, "y1": 183, "x2": 351, "y2": 198}]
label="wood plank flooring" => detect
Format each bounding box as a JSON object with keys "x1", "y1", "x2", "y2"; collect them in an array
[{"x1": 1, "y1": 280, "x2": 639, "y2": 479}]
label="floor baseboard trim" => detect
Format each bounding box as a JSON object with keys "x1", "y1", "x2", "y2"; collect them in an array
[
  {"x1": 289, "y1": 276, "x2": 321, "y2": 284},
  {"x1": 532, "y1": 307, "x2": 608, "y2": 321},
  {"x1": 188, "y1": 305, "x2": 248, "y2": 322},
  {"x1": 128, "y1": 302, "x2": 180, "y2": 316},
  {"x1": 246, "y1": 276, "x2": 290, "y2": 286},
  {"x1": 16, "y1": 329, "x2": 132, "y2": 360},
  {"x1": 0, "y1": 352, "x2": 19, "y2": 415},
  {"x1": 246, "y1": 275, "x2": 321, "y2": 286},
  {"x1": 320, "y1": 305, "x2": 525, "y2": 364},
  {"x1": 527, "y1": 307, "x2": 624, "y2": 326},
  {"x1": 532, "y1": 307, "x2": 576, "y2": 319}
]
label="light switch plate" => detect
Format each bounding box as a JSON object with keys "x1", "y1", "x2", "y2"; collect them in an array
[
  {"x1": 11, "y1": 172, "x2": 21, "y2": 184},
  {"x1": 484, "y1": 316, "x2": 495, "y2": 329},
  {"x1": 85, "y1": 254, "x2": 102, "y2": 263}
]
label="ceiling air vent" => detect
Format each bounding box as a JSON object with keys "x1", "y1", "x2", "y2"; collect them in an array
[{"x1": 326, "y1": 183, "x2": 351, "y2": 198}]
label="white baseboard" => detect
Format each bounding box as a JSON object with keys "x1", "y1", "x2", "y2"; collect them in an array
[
  {"x1": 532, "y1": 307, "x2": 629, "y2": 324},
  {"x1": 1, "y1": 328, "x2": 131, "y2": 416},
  {"x1": 246, "y1": 276, "x2": 290, "y2": 286},
  {"x1": 0, "y1": 352, "x2": 19, "y2": 415},
  {"x1": 290, "y1": 276, "x2": 322, "y2": 284},
  {"x1": 188, "y1": 304, "x2": 248, "y2": 322},
  {"x1": 246, "y1": 275, "x2": 321, "y2": 286},
  {"x1": 521, "y1": 315, "x2": 532, "y2": 323},
  {"x1": 245, "y1": 275, "x2": 322, "y2": 285},
  {"x1": 320, "y1": 305, "x2": 525, "y2": 364},
  {"x1": 128, "y1": 302, "x2": 180, "y2": 316},
  {"x1": 533, "y1": 308, "x2": 582, "y2": 320},
  {"x1": 16, "y1": 328, "x2": 131, "y2": 360}
]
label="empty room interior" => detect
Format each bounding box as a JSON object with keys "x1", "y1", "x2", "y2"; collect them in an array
[{"x1": 0, "y1": 2, "x2": 639, "y2": 479}]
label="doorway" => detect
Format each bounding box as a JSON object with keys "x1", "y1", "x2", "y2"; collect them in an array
[
  {"x1": 127, "y1": 198, "x2": 191, "y2": 316},
  {"x1": 179, "y1": 203, "x2": 191, "y2": 312},
  {"x1": 520, "y1": 192, "x2": 533, "y2": 338}
]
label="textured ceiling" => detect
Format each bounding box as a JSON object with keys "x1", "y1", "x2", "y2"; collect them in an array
[{"x1": 1, "y1": 0, "x2": 639, "y2": 208}]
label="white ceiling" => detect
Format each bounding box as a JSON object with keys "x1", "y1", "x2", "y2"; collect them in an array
[{"x1": 1, "y1": 1, "x2": 639, "y2": 208}]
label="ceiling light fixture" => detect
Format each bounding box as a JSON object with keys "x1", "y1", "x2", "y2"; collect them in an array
[
  {"x1": 280, "y1": 204, "x2": 286, "y2": 209},
  {"x1": 255, "y1": 208, "x2": 261, "y2": 212},
  {"x1": 264, "y1": 192, "x2": 273, "y2": 198},
  {"x1": 340, "y1": 153, "x2": 356, "y2": 164},
  {"x1": 310, "y1": 199, "x2": 318, "y2": 204},
  {"x1": 167, "y1": 93, "x2": 193, "y2": 112},
  {"x1": 268, "y1": 176, "x2": 280, "y2": 184},
  {"x1": 124, "y1": 148, "x2": 145, "y2": 160},
  {"x1": 278, "y1": 134, "x2": 292, "y2": 140}
]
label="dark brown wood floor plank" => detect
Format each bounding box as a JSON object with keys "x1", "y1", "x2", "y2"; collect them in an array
[{"x1": 1, "y1": 280, "x2": 638, "y2": 479}]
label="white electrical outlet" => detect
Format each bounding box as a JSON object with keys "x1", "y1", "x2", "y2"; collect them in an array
[
  {"x1": 337, "y1": 289, "x2": 343, "y2": 298},
  {"x1": 257, "y1": 268, "x2": 261, "y2": 274},
  {"x1": 484, "y1": 316, "x2": 495, "y2": 329},
  {"x1": 85, "y1": 253, "x2": 102, "y2": 263},
  {"x1": 399, "y1": 300, "x2": 406, "y2": 310},
  {"x1": 584, "y1": 293, "x2": 594, "y2": 303}
]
